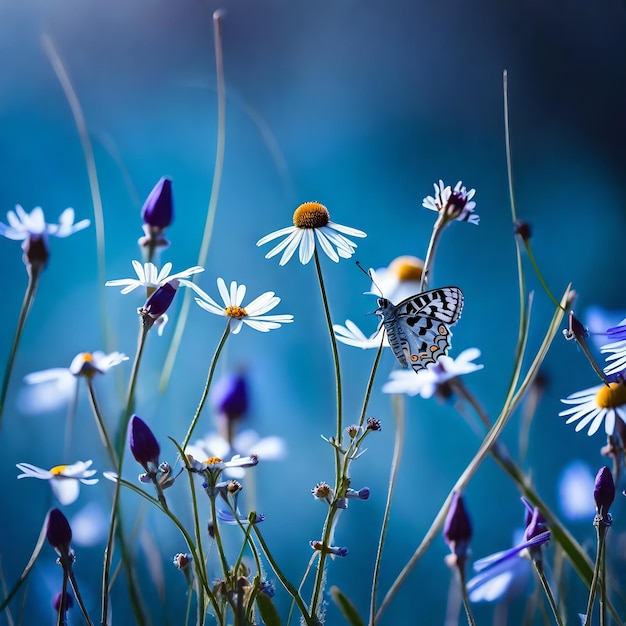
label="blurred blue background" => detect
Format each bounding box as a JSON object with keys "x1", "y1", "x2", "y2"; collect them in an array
[{"x1": 1, "y1": 0, "x2": 626, "y2": 624}]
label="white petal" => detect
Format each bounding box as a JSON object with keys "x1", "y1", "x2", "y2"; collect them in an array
[
  {"x1": 216, "y1": 278, "x2": 230, "y2": 307},
  {"x1": 156, "y1": 262, "x2": 173, "y2": 284},
  {"x1": 51, "y1": 479, "x2": 80, "y2": 505},
  {"x1": 314, "y1": 229, "x2": 339, "y2": 262},
  {"x1": 256, "y1": 226, "x2": 297, "y2": 247}
]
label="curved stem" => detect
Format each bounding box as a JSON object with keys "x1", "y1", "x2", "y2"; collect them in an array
[
  {"x1": 86, "y1": 378, "x2": 117, "y2": 467},
  {"x1": 533, "y1": 560, "x2": 565, "y2": 626},
  {"x1": 368, "y1": 393, "x2": 404, "y2": 626},
  {"x1": 0, "y1": 267, "x2": 40, "y2": 426},
  {"x1": 419, "y1": 216, "x2": 447, "y2": 293},
  {"x1": 181, "y1": 322, "x2": 231, "y2": 451}
]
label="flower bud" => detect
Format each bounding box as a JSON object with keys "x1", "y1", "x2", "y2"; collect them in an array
[
  {"x1": 46, "y1": 508, "x2": 72, "y2": 554},
  {"x1": 444, "y1": 492, "x2": 472, "y2": 565},
  {"x1": 594, "y1": 466, "x2": 615, "y2": 523},
  {"x1": 142, "y1": 177, "x2": 173, "y2": 229},
  {"x1": 130, "y1": 415, "x2": 161, "y2": 472}
]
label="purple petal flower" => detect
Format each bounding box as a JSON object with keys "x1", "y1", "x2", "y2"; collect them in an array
[
  {"x1": 52, "y1": 591, "x2": 74, "y2": 612},
  {"x1": 130, "y1": 415, "x2": 161, "y2": 472}
]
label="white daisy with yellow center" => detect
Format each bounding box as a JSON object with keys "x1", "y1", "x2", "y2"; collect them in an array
[
  {"x1": 193, "y1": 277, "x2": 293, "y2": 334},
  {"x1": 559, "y1": 380, "x2": 626, "y2": 436},
  {"x1": 256, "y1": 201, "x2": 366, "y2": 266},
  {"x1": 105, "y1": 260, "x2": 204, "y2": 296},
  {"x1": 16, "y1": 460, "x2": 98, "y2": 505}
]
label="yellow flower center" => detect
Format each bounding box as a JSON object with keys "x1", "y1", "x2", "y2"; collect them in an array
[
  {"x1": 50, "y1": 465, "x2": 68, "y2": 475},
  {"x1": 225, "y1": 306, "x2": 248, "y2": 318},
  {"x1": 293, "y1": 202, "x2": 330, "y2": 229},
  {"x1": 204, "y1": 457, "x2": 224, "y2": 465},
  {"x1": 389, "y1": 256, "x2": 424, "y2": 282},
  {"x1": 81, "y1": 353, "x2": 94, "y2": 363},
  {"x1": 596, "y1": 383, "x2": 626, "y2": 408}
]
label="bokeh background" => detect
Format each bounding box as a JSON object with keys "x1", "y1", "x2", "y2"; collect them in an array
[{"x1": 1, "y1": 1, "x2": 626, "y2": 624}]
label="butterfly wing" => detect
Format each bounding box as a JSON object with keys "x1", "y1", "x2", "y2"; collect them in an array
[{"x1": 380, "y1": 287, "x2": 464, "y2": 373}]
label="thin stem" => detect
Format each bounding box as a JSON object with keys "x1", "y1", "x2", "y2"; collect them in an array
[
  {"x1": 419, "y1": 215, "x2": 447, "y2": 293},
  {"x1": 357, "y1": 338, "x2": 384, "y2": 430},
  {"x1": 457, "y1": 566, "x2": 477, "y2": 626},
  {"x1": 159, "y1": 10, "x2": 227, "y2": 394},
  {"x1": 57, "y1": 570, "x2": 68, "y2": 626},
  {"x1": 64, "y1": 381, "x2": 80, "y2": 458},
  {"x1": 368, "y1": 393, "x2": 405, "y2": 626},
  {"x1": 0, "y1": 267, "x2": 40, "y2": 426},
  {"x1": 86, "y1": 379, "x2": 117, "y2": 467},
  {"x1": 532, "y1": 560, "x2": 565, "y2": 626},
  {"x1": 181, "y1": 322, "x2": 231, "y2": 451},
  {"x1": 583, "y1": 522, "x2": 606, "y2": 626},
  {"x1": 67, "y1": 565, "x2": 94, "y2": 626}
]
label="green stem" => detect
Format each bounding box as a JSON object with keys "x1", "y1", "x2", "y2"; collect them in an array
[
  {"x1": 86, "y1": 378, "x2": 117, "y2": 467},
  {"x1": 67, "y1": 565, "x2": 94, "y2": 626},
  {"x1": 583, "y1": 522, "x2": 607, "y2": 626},
  {"x1": 368, "y1": 393, "x2": 404, "y2": 626},
  {"x1": 532, "y1": 560, "x2": 565, "y2": 626},
  {"x1": 457, "y1": 565, "x2": 477, "y2": 626},
  {"x1": 0, "y1": 266, "x2": 40, "y2": 426},
  {"x1": 159, "y1": 10, "x2": 227, "y2": 394},
  {"x1": 419, "y1": 215, "x2": 447, "y2": 293},
  {"x1": 181, "y1": 322, "x2": 231, "y2": 451}
]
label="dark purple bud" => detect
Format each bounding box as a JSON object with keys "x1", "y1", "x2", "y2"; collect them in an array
[
  {"x1": 142, "y1": 177, "x2": 173, "y2": 229},
  {"x1": 46, "y1": 508, "x2": 72, "y2": 553},
  {"x1": 141, "y1": 280, "x2": 178, "y2": 319},
  {"x1": 444, "y1": 492, "x2": 472, "y2": 551},
  {"x1": 212, "y1": 373, "x2": 248, "y2": 421},
  {"x1": 594, "y1": 466, "x2": 615, "y2": 522},
  {"x1": 514, "y1": 219, "x2": 532, "y2": 241},
  {"x1": 130, "y1": 415, "x2": 161, "y2": 472},
  {"x1": 52, "y1": 591, "x2": 74, "y2": 612},
  {"x1": 22, "y1": 234, "x2": 50, "y2": 271}
]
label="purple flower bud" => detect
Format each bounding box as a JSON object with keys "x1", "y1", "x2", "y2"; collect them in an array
[
  {"x1": 212, "y1": 373, "x2": 248, "y2": 422},
  {"x1": 444, "y1": 492, "x2": 472, "y2": 549},
  {"x1": 130, "y1": 415, "x2": 161, "y2": 472},
  {"x1": 52, "y1": 591, "x2": 74, "y2": 612},
  {"x1": 142, "y1": 177, "x2": 173, "y2": 229},
  {"x1": 141, "y1": 280, "x2": 178, "y2": 319},
  {"x1": 594, "y1": 466, "x2": 615, "y2": 522},
  {"x1": 46, "y1": 508, "x2": 72, "y2": 553}
]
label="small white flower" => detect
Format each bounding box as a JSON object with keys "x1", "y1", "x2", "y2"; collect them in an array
[
  {"x1": 193, "y1": 277, "x2": 293, "y2": 334},
  {"x1": 382, "y1": 348, "x2": 483, "y2": 398},
  {"x1": 105, "y1": 260, "x2": 204, "y2": 295},
  {"x1": 559, "y1": 380, "x2": 626, "y2": 436},
  {"x1": 558, "y1": 461, "x2": 596, "y2": 522},
  {"x1": 21, "y1": 351, "x2": 128, "y2": 413},
  {"x1": 422, "y1": 180, "x2": 479, "y2": 225},
  {"x1": 256, "y1": 201, "x2": 366, "y2": 266},
  {"x1": 334, "y1": 320, "x2": 388, "y2": 349},
  {"x1": 16, "y1": 460, "x2": 98, "y2": 505},
  {"x1": 0, "y1": 205, "x2": 90, "y2": 240}
]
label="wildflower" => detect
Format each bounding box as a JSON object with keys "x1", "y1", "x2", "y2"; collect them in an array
[
  {"x1": 558, "y1": 461, "x2": 596, "y2": 522},
  {"x1": 139, "y1": 176, "x2": 173, "y2": 251},
  {"x1": 594, "y1": 466, "x2": 615, "y2": 525},
  {"x1": 444, "y1": 492, "x2": 472, "y2": 568},
  {"x1": 216, "y1": 509, "x2": 265, "y2": 525},
  {"x1": 259, "y1": 580, "x2": 275, "y2": 598},
  {"x1": 422, "y1": 180, "x2": 479, "y2": 225},
  {"x1": 334, "y1": 320, "x2": 388, "y2": 349},
  {"x1": 559, "y1": 377, "x2": 626, "y2": 436},
  {"x1": 173, "y1": 553, "x2": 194, "y2": 586},
  {"x1": 193, "y1": 277, "x2": 293, "y2": 334},
  {"x1": 310, "y1": 540, "x2": 348, "y2": 557},
  {"x1": 16, "y1": 460, "x2": 98, "y2": 505},
  {"x1": 345, "y1": 487, "x2": 370, "y2": 500},
  {"x1": 138, "y1": 280, "x2": 179, "y2": 331},
  {"x1": 186, "y1": 453, "x2": 258, "y2": 475},
  {"x1": 367, "y1": 256, "x2": 424, "y2": 305},
  {"x1": 366, "y1": 417, "x2": 382, "y2": 431},
  {"x1": 382, "y1": 348, "x2": 483, "y2": 399},
  {"x1": 312, "y1": 482, "x2": 333, "y2": 505},
  {"x1": 256, "y1": 201, "x2": 366, "y2": 266},
  {"x1": 46, "y1": 508, "x2": 73, "y2": 555},
  {"x1": 211, "y1": 372, "x2": 249, "y2": 422},
  {"x1": 0, "y1": 205, "x2": 90, "y2": 270},
  {"x1": 21, "y1": 351, "x2": 127, "y2": 413},
  {"x1": 105, "y1": 260, "x2": 203, "y2": 296}
]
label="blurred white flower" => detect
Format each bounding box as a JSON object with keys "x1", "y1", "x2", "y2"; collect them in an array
[
  {"x1": 70, "y1": 502, "x2": 109, "y2": 546},
  {"x1": 558, "y1": 460, "x2": 596, "y2": 522},
  {"x1": 334, "y1": 320, "x2": 388, "y2": 349},
  {"x1": 16, "y1": 460, "x2": 98, "y2": 505},
  {"x1": 367, "y1": 256, "x2": 424, "y2": 305},
  {"x1": 0, "y1": 205, "x2": 90, "y2": 240}
]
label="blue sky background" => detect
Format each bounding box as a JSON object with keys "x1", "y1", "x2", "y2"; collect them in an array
[{"x1": 1, "y1": 1, "x2": 626, "y2": 624}]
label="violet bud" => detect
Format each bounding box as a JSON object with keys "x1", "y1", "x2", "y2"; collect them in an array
[
  {"x1": 130, "y1": 415, "x2": 161, "y2": 472},
  {"x1": 142, "y1": 177, "x2": 173, "y2": 229},
  {"x1": 46, "y1": 508, "x2": 72, "y2": 554},
  {"x1": 444, "y1": 492, "x2": 472, "y2": 563},
  {"x1": 52, "y1": 591, "x2": 74, "y2": 612},
  {"x1": 212, "y1": 373, "x2": 248, "y2": 422},
  {"x1": 594, "y1": 466, "x2": 615, "y2": 523},
  {"x1": 140, "y1": 280, "x2": 178, "y2": 319}
]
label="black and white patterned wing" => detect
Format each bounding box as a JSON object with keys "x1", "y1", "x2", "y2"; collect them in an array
[{"x1": 380, "y1": 287, "x2": 464, "y2": 373}]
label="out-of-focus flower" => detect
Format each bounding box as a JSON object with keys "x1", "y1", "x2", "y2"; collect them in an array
[
  {"x1": 16, "y1": 460, "x2": 98, "y2": 505},
  {"x1": 334, "y1": 320, "x2": 388, "y2": 350},
  {"x1": 309, "y1": 540, "x2": 348, "y2": 558},
  {"x1": 105, "y1": 260, "x2": 203, "y2": 296},
  {"x1": 256, "y1": 201, "x2": 366, "y2": 266},
  {"x1": 216, "y1": 509, "x2": 265, "y2": 525},
  {"x1": 46, "y1": 508, "x2": 73, "y2": 554},
  {"x1": 0, "y1": 206, "x2": 90, "y2": 270},
  {"x1": 52, "y1": 591, "x2": 74, "y2": 613},
  {"x1": 382, "y1": 348, "x2": 483, "y2": 399},
  {"x1": 444, "y1": 492, "x2": 472, "y2": 568},
  {"x1": 422, "y1": 180, "x2": 479, "y2": 225},
  {"x1": 193, "y1": 278, "x2": 293, "y2": 334},
  {"x1": 211, "y1": 372, "x2": 249, "y2": 422},
  {"x1": 559, "y1": 377, "x2": 626, "y2": 436},
  {"x1": 186, "y1": 453, "x2": 258, "y2": 475},
  {"x1": 601, "y1": 318, "x2": 626, "y2": 375},
  {"x1": 594, "y1": 466, "x2": 615, "y2": 524},
  {"x1": 368, "y1": 256, "x2": 424, "y2": 305},
  {"x1": 558, "y1": 461, "x2": 596, "y2": 522},
  {"x1": 186, "y1": 429, "x2": 285, "y2": 479},
  {"x1": 584, "y1": 307, "x2": 626, "y2": 351},
  {"x1": 21, "y1": 351, "x2": 128, "y2": 413},
  {"x1": 69, "y1": 502, "x2": 109, "y2": 547}
]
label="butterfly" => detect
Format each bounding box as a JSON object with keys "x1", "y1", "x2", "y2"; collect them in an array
[{"x1": 374, "y1": 286, "x2": 464, "y2": 373}]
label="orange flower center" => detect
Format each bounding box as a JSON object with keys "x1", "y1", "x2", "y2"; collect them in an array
[
  {"x1": 225, "y1": 306, "x2": 247, "y2": 318},
  {"x1": 81, "y1": 353, "x2": 94, "y2": 363},
  {"x1": 596, "y1": 382, "x2": 626, "y2": 409},
  {"x1": 389, "y1": 256, "x2": 424, "y2": 282},
  {"x1": 293, "y1": 202, "x2": 330, "y2": 229},
  {"x1": 204, "y1": 457, "x2": 224, "y2": 465},
  {"x1": 50, "y1": 465, "x2": 68, "y2": 475}
]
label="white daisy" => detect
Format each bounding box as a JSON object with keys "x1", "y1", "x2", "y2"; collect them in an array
[
  {"x1": 256, "y1": 201, "x2": 366, "y2": 266},
  {"x1": 601, "y1": 317, "x2": 626, "y2": 375},
  {"x1": 193, "y1": 277, "x2": 293, "y2": 334},
  {"x1": 21, "y1": 351, "x2": 128, "y2": 413},
  {"x1": 16, "y1": 460, "x2": 98, "y2": 505},
  {"x1": 333, "y1": 320, "x2": 388, "y2": 349},
  {"x1": 382, "y1": 348, "x2": 483, "y2": 398},
  {"x1": 559, "y1": 379, "x2": 626, "y2": 436},
  {"x1": 105, "y1": 260, "x2": 204, "y2": 295},
  {"x1": 422, "y1": 180, "x2": 479, "y2": 225},
  {"x1": 0, "y1": 205, "x2": 90, "y2": 240},
  {"x1": 367, "y1": 256, "x2": 424, "y2": 305}
]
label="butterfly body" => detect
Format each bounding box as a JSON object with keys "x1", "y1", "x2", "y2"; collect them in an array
[{"x1": 375, "y1": 286, "x2": 464, "y2": 373}]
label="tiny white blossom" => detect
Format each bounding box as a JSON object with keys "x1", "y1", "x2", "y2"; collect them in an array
[
  {"x1": 422, "y1": 180, "x2": 479, "y2": 225},
  {"x1": 193, "y1": 278, "x2": 293, "y2": 334},
  {"x1": 105, "y1": 260, "x2": 204, "y2": 295},
  {"x1": 0, "y1": 205, "x2": 90, "y2": 240},
  {"x1": 16, "y1": 460, "x2": 98, "y2": 505}
]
